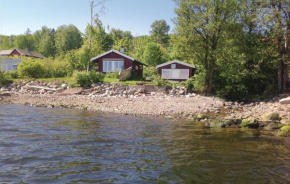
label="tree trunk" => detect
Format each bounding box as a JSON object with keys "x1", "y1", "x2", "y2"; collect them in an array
[{"x1": 278, "y1": 59, "x2": 284, "y2": 92}]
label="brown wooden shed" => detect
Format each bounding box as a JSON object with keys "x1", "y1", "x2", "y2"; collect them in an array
[
  {"x1": 90, "y1": 49, "x2": 147, "y2": 78},
  {"x1": 156, "y1": 60, "x2": 196, "y2": 81}
]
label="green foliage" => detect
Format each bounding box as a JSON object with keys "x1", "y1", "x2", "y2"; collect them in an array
[
  {"x1": 105, "y1": 71, "x2": 119, "y2": 78},
  {"x1": 18, "y1": 59, "x2": 47, "y2": 78},
  {"x1": 183, "y1": 77, "x2": 194, "y2": 93},
  {"x1": 18, "y1": 58, "x2": 72, "y2": 79},
  {"x1": 55, "y1": 24, "x2": 83, "y2": 54},
  {"x1": 0, "y1": 71, "x2": 13, "y2": 87},
  {"x1": 42, "y1": 58, "x2": 72, "y2": 78},
  {"x1": 152, "y1": 75, "x2": 169, "y2": 86},
  {"x1": 70, "y1": 71, "x2": 104, "y2": 88},
  {"x1": 110, "y1": 28, "x2": 133, "y2": 53},
  {"x1": 174, "y1": 0, "x2": 239, "y2": 94},
  {"x1": 278, "y1": 126, "x2": 290, "y2": 137},
  {"x1": 150, "y1": 20, "x2": 170, "y2": 45},
  {"x1": 34, "y1": 26, "x2": 56, "y2": 57},
  {"x1": 143, "y1": 66, "x2": 158, "y2": 78},
  {"x1": 4, "y1": 71, "x2": 18, "y2": 79},
  {"x1": 143, "y1": 42, "x2": 168, "y2": 66},
  {"x1": 193, "y1": 70, "x2": 206, "y2": 93}
]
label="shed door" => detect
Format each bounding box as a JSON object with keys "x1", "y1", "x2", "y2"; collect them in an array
[{"x1": 162, "y1": 69, "x2": 189, "y2": 79}]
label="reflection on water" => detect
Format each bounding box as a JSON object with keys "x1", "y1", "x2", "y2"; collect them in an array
[{"x1": 0, "y1": 105, "x2": 289, "y2": 183}]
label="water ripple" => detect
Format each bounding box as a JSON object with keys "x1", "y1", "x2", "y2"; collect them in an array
[{"x1": 0, "y1": 105, "x2": 289, "y2": 183}]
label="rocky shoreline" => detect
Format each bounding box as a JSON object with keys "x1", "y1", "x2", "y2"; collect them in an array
[{"x1": 1, "y1": 80, "x2": 290, "y2": 137}]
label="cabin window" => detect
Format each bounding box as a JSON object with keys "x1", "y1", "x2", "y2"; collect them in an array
[
  {"x1": 13, "y1": 64, "x2": 18, "y2": 71},
  {"x1": 171, "y1": 64, "x2": 176, "y2": 69},
  {"x1": 162, "y1": 69, "x2": 189, "y2": 79},
  {"x1": 103, "y1": 60, "x2": 124, "y2": 72},
  {"x1": 135, "y1": 65, "x2": 138, "y2": 70},
  {"x1": 0, "y1": 64, "x2": 8, "y2": 71}
]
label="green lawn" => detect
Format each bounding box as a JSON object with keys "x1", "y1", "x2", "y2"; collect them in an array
[{"x1": 13, "y1": 77, "x2": 73, "y2": 83}]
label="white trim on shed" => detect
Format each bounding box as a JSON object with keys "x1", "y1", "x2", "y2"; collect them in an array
[{"x1": 156, "y1": 60, "x2": 195, "y2": 69}]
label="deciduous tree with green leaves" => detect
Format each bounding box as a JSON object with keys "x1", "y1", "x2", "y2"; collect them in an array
[
  {"x1": 54, "y1": 24, "x2": 83, "y2": 54},
  {"x1": 150, "y1": 20, "x2": 170, "y2": 46},
  {"x1": 174, "y1": 0, "x2": 238, "y2": 94}
]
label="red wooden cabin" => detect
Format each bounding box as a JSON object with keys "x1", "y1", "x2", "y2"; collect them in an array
[{"x1": 90, "y1": 49, "x2": 147, "y2": 78}]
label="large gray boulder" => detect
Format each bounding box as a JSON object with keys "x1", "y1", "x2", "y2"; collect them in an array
[{"x1": 279, "y1": 97, "x2": 290, "y2": 104}]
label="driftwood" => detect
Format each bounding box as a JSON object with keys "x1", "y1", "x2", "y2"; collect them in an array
[
  {"x1": 24, "y1": 85, "x2": 62, "y2": 92},
  {"x1": 119, "y1": 67, "x2": 132, "y2": 81}
]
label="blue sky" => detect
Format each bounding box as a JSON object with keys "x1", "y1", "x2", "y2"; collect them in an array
[{"x1": 0, "y1": 0, "x2": 177, "y2": 36}]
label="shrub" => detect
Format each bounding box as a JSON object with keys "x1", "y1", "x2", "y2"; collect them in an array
[
  {"x1": 18, "y1": 59, "x2": 47, "y2": 78},
  {"x1": 4, "y1": 71, "x2": 18, "y2": 79},
  {"x1": 105, "y1": 71, "x2": 119, "y2": 78},
  {"x1": 43, "y1": 58, "x2": 72, "y2": 78},
  {"x1": 193, "y1": 71, "x2": 205, "y2": 93},
  {"x1": 184, "y1": 77, "x2": 195, "y2": 93},
  {"x1": 69, "y1": 71, "x2": 104, "y2": 88},
  {"x1": 152, "y1": 75, "x2": 169, "y2": 86},
  {"x1": 0, "y1": 71, "x2": 13, "y2": 87},
  {"x1": 240, "y1": 118, "x2": 259, "y2": 128},
  {"x1": 143, "y1": 66, "x2": 158, "y2": 78}
]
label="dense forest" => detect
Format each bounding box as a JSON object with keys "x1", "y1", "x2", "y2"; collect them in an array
[{"x1": 0, "y1": 0, "x2": 290, "y2": 100}]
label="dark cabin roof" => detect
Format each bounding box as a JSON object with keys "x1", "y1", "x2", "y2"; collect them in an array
[
  {"x1": 16, "y1": 49, "x2": 45, "y2": 58},
  {"x1": 156, "y1": 60, "x2": 195, "y2": 69},
  {"x1": 90, "y1": 49, "x2": 148, "y2": 66},
  {"x1": 0, "y1": 49, "x2": 45, "y2": 58}
]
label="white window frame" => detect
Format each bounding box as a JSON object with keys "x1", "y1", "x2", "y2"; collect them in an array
[
  {"x1": 103, "y1": 60, "x2": 124, "y2": 72},
  {"x1": 161, "y1": 69, "x2": 189, "y2": 79},
  {"x1": 171, "y1": 64, "x2": 176, "y2": 69}
]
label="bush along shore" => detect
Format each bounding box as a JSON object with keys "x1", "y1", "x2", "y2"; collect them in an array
[{"x1": 1, "y1": 80, "x2": 290, "y2": 137}]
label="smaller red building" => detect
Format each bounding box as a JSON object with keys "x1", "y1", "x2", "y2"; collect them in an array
[
  {"x1": 156, "y1": 60, "x2": 196, "y2": 81},
  {"x1": 90, "y1": 49, "x2": 147, "y2": 78}
]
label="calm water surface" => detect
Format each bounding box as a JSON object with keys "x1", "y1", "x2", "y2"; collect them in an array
[{"x1": 0, "y1": 105, "x2": 290, "y2": 184}]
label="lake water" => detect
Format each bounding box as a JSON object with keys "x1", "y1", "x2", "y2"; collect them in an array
[{"x1": 0, "y1": 105, "x2": 290, "y2": 184}]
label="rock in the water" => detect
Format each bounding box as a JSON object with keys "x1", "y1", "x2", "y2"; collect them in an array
[
  {"x1": 209, "y1": 121, "x2": 225, "y2": 128},
  {"x1": 240, "y1": 118, "x2": 259, "y2": 128},
  {"x1": 264, "y1": 122, "x2": 281, "y2": 130},
  {"x1": 260, "y1": 112, "x2": 281, "y2": 121},
  {"x1": 281, "y1": 119, "x2": 290, "y2": 125},
  {"x1": 278, "y1": 126, "x2": 290, "y2": 137}
]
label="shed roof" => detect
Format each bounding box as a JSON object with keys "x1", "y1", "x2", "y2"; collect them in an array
[
  {"x1": 156, "y1": 60, "x2": 195, "y2": 69},
  {"x1": 90, "y1": 49, "x2": 148, "y2": 66},
  {"x1": 29, "y1": 51, "x2": 45, "y2": 59}
]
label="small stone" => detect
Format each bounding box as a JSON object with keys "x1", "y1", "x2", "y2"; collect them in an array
[{"x1": 61, "y1": 84, "x2": 67, "y2": 88}]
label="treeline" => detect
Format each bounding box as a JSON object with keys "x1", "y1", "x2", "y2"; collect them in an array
[{"x1": 1, "y1": 0, "x2": 289, "y2": 100}]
